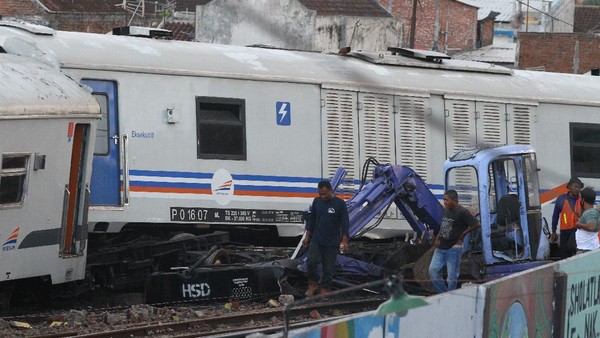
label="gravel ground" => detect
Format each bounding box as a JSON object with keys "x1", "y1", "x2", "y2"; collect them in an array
[{"x1": 0, "y1": 298, "x2": 285, "y2": 337}]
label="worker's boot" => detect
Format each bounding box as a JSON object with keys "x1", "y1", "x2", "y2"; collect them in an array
[{"x1": 305, "y1": 280, "x2": 320, "y2": 296}]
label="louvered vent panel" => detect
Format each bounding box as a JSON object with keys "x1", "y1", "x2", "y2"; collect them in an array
[
  {"x1": 324, "y1": 91, "x2": 357, "y2": 188},
  {"x1": 451, "y1": 102, "x2": 472, "y2": 153},
  {"x1": 361, "y1": 94, "x2": 393, "y2": 169},
  {"x1": 397, "y1": 96, "x2": 428, "y2": 181},
  {"x1": 512, "y1": 106, "x2": 532, "y2": 145},
  {"x1": 480, "y1": 103, "x2": 502, "y2": 144}
]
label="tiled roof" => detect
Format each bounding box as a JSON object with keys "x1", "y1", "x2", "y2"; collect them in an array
[
  {"x1": 37, "y1": 0, "x2": 127, "y2": 13},
  {"x1": 574, "y1": 6, "x2": 600, "y2": 33},
  {"x1": 163, "y1": 22, "x2": 195, "y2": 41},
  {"x1": 298, "y1": 0, "x2": 391, "y2": 17}
]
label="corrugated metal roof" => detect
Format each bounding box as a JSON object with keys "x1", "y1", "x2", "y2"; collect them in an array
[
  {"x1": 455, "y1": 0, "x2": 480, "y2": 9},
  {"x1": 574, "y1": 5, "x2": 600, "y2": 33},
  {"x1": 37, "y1": 0, "x2": 128, "y2": 13},
  {"x1": 470, "y1": 0, "x2": 548, "y2": 22},
  {"x1": 453, "y1": 39, "x2": 516, "y2": 64},
  {"x1": 298, "y1": 0, "x2": 391, "y2": 17},
  {"x1": 468, "y1": 0, "x2": 516, "y2": 22}
]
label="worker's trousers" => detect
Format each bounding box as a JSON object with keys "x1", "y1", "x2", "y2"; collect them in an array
[
  {"x1": 428, "y1": 247, "x2": 462, "y2": 293},
  {"x1": 306, "y1": 242, "x2": 338, "y2": 290}
]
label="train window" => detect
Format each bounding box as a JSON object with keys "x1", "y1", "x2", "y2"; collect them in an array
[
  {"x1": 93, "y1": 94, "x2": 110, "y2": 155},
  {"x1": 570, "y1": 123, "x2": 600, "y2": 178},
  {"x1": 196, "y1": 97, "x2": 246, "y2": 160},
  {"x1": 0, "y1": 154, "x2": 29, "y2": 205}
]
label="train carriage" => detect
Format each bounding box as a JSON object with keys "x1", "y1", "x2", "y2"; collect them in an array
[
  {"x1": 1, "y1": 21, "x2": 599, "y2": 239},
  {"x1": 0, "y1": 52, "x2": 100, "y2": 305}
]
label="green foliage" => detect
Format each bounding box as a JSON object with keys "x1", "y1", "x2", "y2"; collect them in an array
[{"x1": 583, "y1": 0, "x2": 600, "y2": 5}]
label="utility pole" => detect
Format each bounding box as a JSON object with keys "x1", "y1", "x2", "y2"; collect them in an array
[
  {"x1": 409, "y1": 0, "x2": 418, "y2": 48},
  {"x1": 432, "y1": 0, "x2": 441, "y2": 51}
]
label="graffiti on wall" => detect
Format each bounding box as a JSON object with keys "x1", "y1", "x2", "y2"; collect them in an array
[
  {"x1": 562, "y1": 252, "x2": 600, "y2": 338},
  {"x1": 290, "y1": 313, "x2": 399, "y2": 338},
  {"x1": 485, "y1": 265, "x2": 554, "y2": 338}
]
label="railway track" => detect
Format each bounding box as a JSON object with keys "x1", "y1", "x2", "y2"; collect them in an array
[{"x1": 30, "y1": 296, "x2": 386, "y2": 338}]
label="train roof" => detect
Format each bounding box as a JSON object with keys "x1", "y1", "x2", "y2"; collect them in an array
[
  {"x1": 0, "y1": 21, "x2": 599, "y2": 107},
  {"x1": 0, "y1": 53, "x2": 100, "y2": 119}
]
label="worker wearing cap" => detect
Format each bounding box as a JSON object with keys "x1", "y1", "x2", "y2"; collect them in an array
[{"x1": 551, "y1": 177, "x2": 583, "y2": 258}]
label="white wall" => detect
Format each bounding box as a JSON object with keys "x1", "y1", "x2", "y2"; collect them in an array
[{"x1": 195, "y1": 0, "x2": 403, "y2": 52}]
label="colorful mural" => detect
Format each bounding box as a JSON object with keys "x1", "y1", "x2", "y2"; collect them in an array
[
  {"x1": 290, "y1": 313, "x2": 397, "y2": 338},
  {"x1": 485, "y1": 265, "x2": 555, "y2": 338}
]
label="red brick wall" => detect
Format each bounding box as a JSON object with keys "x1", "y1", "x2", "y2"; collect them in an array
[
  {"x1": 440, "y1": 0, "x2": 477, "y2": 52},
  {"x1": 379, "y1": 0, "x2": 477, "y2": 52},
  {"x1": 518, "y1": 33, "x2": 600, "y2": 74},
  {"x1": 0, "y1": 0, "x2": 42, "y2": 16},
  {"x1": 479, "y1": 18, "x2": 495, "y2": 47}
]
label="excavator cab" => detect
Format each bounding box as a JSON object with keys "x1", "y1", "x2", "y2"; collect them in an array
[{"x1": 444, "y1": 145, "x2": 550, "y2": 280}]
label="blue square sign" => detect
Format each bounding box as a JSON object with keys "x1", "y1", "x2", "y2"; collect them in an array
[{"x1": 276, "y1": 101, "x2": 291, "y2": 126}]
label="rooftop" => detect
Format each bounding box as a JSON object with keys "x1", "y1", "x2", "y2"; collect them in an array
[
  {"x1": 452, "y1": 36, "x2": 516, "y2": 65},
  {"x1": 163, "y1": 22, "x2": 194, "y2": 41},
  {"x1": 38, "y1": 0, "x2": 127, "y2": 13},
  {"x1": 574, "y1": 5, "x2": 600, "y2": 33},
  {"x1": 296, "y1": 0, "x2": 391, "y2": 17}
]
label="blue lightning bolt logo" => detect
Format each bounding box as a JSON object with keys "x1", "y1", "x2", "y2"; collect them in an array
[{"x1": 276, "y1": 101, "x2": 291, "y2": 126}]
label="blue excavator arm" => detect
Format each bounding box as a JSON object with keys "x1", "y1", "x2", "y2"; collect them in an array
[{"x1": 346, "y1": 164, "x2": 443, "y2": 240}]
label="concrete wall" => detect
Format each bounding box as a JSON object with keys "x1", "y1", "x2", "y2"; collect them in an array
[
  {"x1": 545, "y1": 0, "x2": 575, "y2": 33},
  {"x1": 195, "y1": 0, "x2": 402, "y2": 52},
  {"x1": 517, "y1": 32, "x2": 600, "y2": 73},
  {"x1": 314, "y1": 16, "x2": 403, "y2": 52},
  {"x1": 287, "y1": 251, "x2": 600, "y2": 337},
  {"x1": 196, "y1": 0, "x2": 316, "y2": 49},
  {"x1": 557, "y1": 252, "x2": 600, "y2": 338}
]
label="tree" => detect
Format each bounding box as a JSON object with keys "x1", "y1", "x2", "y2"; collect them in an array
[{"x1": 583, "y1": 0, "x2": 600, "y2": 5}]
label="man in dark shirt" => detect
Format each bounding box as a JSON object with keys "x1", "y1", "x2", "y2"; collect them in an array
[
  {"x1": 428, "y1": 190, "x2": 480, "y2": 293},
  {"x1": 302, "y1": 180, "x2": 349, "y2": 296}
]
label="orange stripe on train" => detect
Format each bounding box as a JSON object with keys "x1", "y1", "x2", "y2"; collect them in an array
[{"x1": 540, "y1": 183, "x2": 568, "y2": 204}]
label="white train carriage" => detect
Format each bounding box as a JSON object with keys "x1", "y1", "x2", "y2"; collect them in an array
[
  {"x1": 1, "y1": 21, "x2": 599, "y2": 239},
  {"x1": 0, "y1": 52, "x2": 100, "y2": 303}
]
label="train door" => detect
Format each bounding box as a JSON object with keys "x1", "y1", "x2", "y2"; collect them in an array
[
  {"x1": 61, "y1": 124, "x2": 91, "y2": 256},
  {"x1": 81, "y1": 80, "x2": 121, "y2": 206}
]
